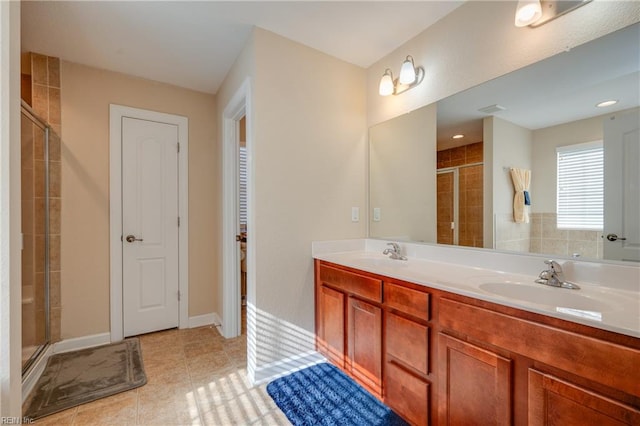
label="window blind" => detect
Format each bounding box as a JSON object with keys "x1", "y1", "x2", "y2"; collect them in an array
[
  {"x1": 556, "y1": 141, "x2": 603, "y2": 230},
  {"x1": 239, "y1": 146, "x2": 247, "y2": 226}
]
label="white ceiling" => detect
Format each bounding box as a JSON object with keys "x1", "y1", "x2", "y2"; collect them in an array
[{"x1": 21, "y1": 1, "x2": 464, "y2": 94}]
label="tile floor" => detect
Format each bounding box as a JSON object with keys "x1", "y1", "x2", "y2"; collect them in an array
[{"x1": 32, "y1": 323, "x2": 290, "y2": 425}]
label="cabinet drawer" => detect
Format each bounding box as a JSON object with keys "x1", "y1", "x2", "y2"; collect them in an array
[
  {"x1": 319, "y1": 264, "x2": 382, "y2": 302},
  {"x1": 385, "y1": 361, "x2": 430, "y2": 426},
  {"x1": 386, "y1": 312, "x2": 429, "y2": 375},
  {"x1": 384, "y1": 282, "x2": 430, "y2": 320}
]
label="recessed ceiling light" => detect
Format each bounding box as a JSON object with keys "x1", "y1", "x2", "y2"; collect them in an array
[
  {"x1": 596, "y1": 100, "x2": 618, "y2": 108},
  {"x1": 452, "y1": 134, "x2": 464, "y2": 139}
]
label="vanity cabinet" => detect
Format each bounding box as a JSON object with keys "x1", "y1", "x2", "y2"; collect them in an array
[
  {"x1": 315, "y1": 262, "x2": 383, "y2": 397},
  {"x1": 314, "y1": 259, "x2": 640, "y2": 426}
]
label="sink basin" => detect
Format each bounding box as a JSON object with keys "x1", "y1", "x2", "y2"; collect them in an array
[{"x1": 479, "y1": 282, "x2": 613, "y2": 312}]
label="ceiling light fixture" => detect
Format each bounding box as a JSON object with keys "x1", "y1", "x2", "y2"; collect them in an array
[
  {"x1": 452, "y1": 134, "x2": 465, "y2": 139},
  {"x1": 379, "y1": 55, "x2": 425, "y2": 96},
  {"x1": 515, "y1": 0, "x2": 592, "y2": 28},
  {"x1": 596, "y1": 100, "x2": 618, "y2": 108}
]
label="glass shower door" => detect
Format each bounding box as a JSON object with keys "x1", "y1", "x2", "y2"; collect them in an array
[{"x1": 21, "y1": 107, "x2": 50, "y2": 373}]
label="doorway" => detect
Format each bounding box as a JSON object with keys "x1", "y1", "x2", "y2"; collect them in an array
[
  {"x1": 238, "y1": 116, "x2": 248, "y2": 335},
  {"x1": 109, "y1": 105, "x2": 189, "y2": 342},
  {"x1": 603, "y1": 110, "x2": 640, "y2": 262},
  {"x1": 221, "y1": 80, "x2": 252, "y2": 344}
]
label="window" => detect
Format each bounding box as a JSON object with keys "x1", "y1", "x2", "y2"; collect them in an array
[
  {"x1": 556, "y1": 141, "x2": 603, "y2": 230},
  {"x1": 239, "y1": 146, "x2": 247, "y2": 228}
]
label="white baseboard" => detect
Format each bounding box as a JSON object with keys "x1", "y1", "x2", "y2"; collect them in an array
[
  {"x1": 188, "y1": 312, "x2": 221, "y2": 329},
  {"x1": 252, "y1": 351, "x2": 326, "y2": 385},
  {"x1": 52, "y1": 332, "x2": 112, "y2": 354},
  {"x1": 22, "y1": 345, "x2": 54, "y2": 402}
]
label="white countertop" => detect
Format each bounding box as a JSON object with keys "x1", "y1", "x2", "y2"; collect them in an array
[{"x1": 312, "y1": 239, "x2": 640, "y2": 339}]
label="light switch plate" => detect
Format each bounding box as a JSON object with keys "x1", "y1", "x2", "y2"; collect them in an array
[
  {"x1": 373, "y1": 207, "x2": 381, "y2": 222},
  {"x1": 351, "y1": 207, "x2": 359, "y2": 222}
]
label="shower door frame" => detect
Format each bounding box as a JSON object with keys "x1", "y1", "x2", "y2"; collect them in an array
[{"x1": 20, "y1": 101, "x2": 51, "y2": 375}]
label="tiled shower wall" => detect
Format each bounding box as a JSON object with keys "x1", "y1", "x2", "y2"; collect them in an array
[
  {"x1": 22, "y1": 52, "x2": 62, "y2": 343},
  {"x1": 494, "y1": 213, "x2": 531, "y2": 253}
]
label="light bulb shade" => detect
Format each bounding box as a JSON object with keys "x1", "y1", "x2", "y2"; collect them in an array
[
  {"x1": 515, "y1": 0, "x2": 542, "y2": 27},
  {"x1": 379, "y1": 69, "x2": 394, "y2": 96},
  {"x1": 399, "y1": 56, "x2": 417, "y2": 85}
]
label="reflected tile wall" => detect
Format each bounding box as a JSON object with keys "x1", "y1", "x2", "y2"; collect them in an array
[
  {"x1": 437, "y1": 143, "x2": 484, "y2": 248},
  {"x1": 529, "y1": 213, "x2": 602, "y2": 259},
  {"x1": 495, "y1": 213, "x2": 531, "y2": 253}
]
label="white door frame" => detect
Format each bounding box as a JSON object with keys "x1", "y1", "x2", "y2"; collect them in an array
[
  {"x1": 109, "y1": 104, "x2": 189, "y2": 342},
  {"x1": 222, "y1": 79, "x2": 253, "y2": 338}
]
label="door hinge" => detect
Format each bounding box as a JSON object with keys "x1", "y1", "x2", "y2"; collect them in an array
[
  {"x1": 177, "y1": 142, "x2": 180, "y2": 153},
  {"x1": 177, "y1": 290, "x2": 181, "y2": 301},
  {"x1": 178, "y1": 216, "x2": 181, "y2": 227}
]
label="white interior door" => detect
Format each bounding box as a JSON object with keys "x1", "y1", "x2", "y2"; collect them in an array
[
  {"x1": 603, "y1": 110, "x2": 640, "y2": 262},
  {"x1": 122, "y1": 117, "x2": 180, "y2": 336}
]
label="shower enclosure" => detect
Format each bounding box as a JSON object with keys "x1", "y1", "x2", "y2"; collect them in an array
[{"x1": 21, "y1": 101, "x2": 51, "y2": 374}]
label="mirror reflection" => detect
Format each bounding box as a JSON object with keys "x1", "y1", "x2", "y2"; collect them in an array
[{"x1": 369, "y1": 23, "x2": 640, "y2": 262}]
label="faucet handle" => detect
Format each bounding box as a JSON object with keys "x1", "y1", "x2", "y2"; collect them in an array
[
  {"x1": 544, "y1": 259, "x2": 563, "y2": 273},
  {"x1": 387, "y1": 242, "x2": 400, "y2": 251},
  {"x1": 544, "y1": 259, "x2": 566, "y2": 282}
]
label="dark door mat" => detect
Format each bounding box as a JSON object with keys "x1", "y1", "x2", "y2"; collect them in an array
[
  {"x1": 267, "y1": 362, "x2": 408, "y2": 426},
  {"x1": 23, "y1": 338, "x2": 147, "y2": 420}
]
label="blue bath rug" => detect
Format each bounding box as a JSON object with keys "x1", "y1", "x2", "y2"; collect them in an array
[{"x1": 266, "y1": 362, "x2": 409, "y2": 426}]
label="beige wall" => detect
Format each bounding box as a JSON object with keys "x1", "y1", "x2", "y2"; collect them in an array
[
  {"x1": 488, "y1": 117, "x2": 533, "y2": 251},
  {"x1": 0, "y1": 0, "x2": 23, "y2": 417},
  {"x1": 251, "y1": 28, "x2": 367, "y2": 366},
  {"x1": 369, "y1": 104, "x2": 437, "y2": 242},
  {"x1": 60, "y1": 62, "x2": 218, "y2": 339},
  {"x1": 367, "y1": 1, "x2": 640, "y2": 126}
]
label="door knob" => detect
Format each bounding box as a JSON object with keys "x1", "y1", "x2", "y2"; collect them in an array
[
  {"x1": 606, "y1": 233, "x2": 627, "y2": 242},
  {"x1": 125, "y1": 235, "x2": 144, "y2": 243}
]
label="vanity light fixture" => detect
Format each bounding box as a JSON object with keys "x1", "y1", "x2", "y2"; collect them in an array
[
  {"x1": 379, "y1": 69, "x2": 395, "y2": 96},
  {"x1": 596, "y1": 100, "x2": 618, "y2": 108},
  {"x1": 514, "y1": 0, "x2": 542, "y2": 27},
  {"x1": 452, "y1": 134, "x2": 464, "y2": 139},
  {"x1": 378, "y1": 55, "x2": 425, "y2": 96},
  {"x1": 515, "y1": 0, "x2": 592, "y2": 28}
]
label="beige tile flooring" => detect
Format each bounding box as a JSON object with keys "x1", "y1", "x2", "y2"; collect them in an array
[{"x1": 33, "y1": 324, "x2": 290, "y2": 425}]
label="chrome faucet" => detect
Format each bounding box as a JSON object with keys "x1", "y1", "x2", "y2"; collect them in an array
[
  {"x1": 535, "y1": 260, "x2": 580, "y2": 290},
  {"x1": 383, "y1": 242, "x2": 407, "y2": 261}
]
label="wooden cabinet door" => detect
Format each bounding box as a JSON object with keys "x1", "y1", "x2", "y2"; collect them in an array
[
  {"x1": 385, "y1": 361, "x2": 430, "y2": 426},
  {"x1": 438, "y1": 333, "x2": 512, "y2": 425},
  {"x1": 528, "y1": 370, "x2": 640, "y2": 426},
  {"x1": 348, "y1": 297, "x2": 382, "y2": 396},
  {"x1": 318, "y1": 285, "x2": 345, "y2": 367}
]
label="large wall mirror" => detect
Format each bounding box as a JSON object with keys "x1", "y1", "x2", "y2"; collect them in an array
[{"x1": 369, "y1": 23, "x2": 639, "y2": 263}]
